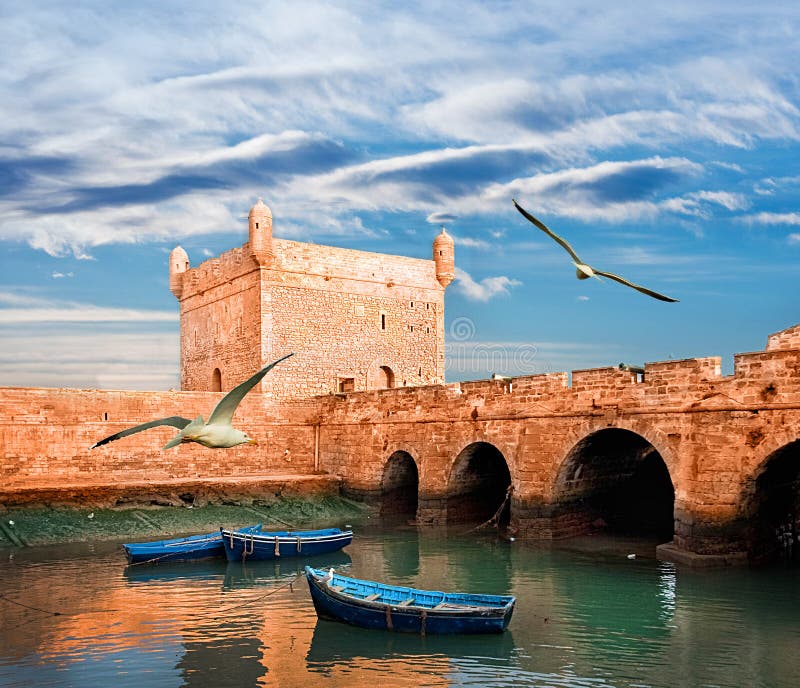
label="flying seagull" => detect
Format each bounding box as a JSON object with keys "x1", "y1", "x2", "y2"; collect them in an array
[
  {"x1": 90, "y1": 353, "x2": 294, "y2": 450},
  {"x1": 512, "y1": 200, "x2": 679, "y2": 302}
]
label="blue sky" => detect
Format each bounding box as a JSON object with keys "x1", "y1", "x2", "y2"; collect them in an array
[{"x1": 1, "y1": 1, "x2": 799, "y2": 389}]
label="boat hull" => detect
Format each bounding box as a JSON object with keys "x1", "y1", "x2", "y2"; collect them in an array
[
  {"x1": 123, "y1": 525, "x2": 260, "y2": 564},
  {"x1": 221, "y1": 528, "x2": 353, "y2": 562},
  {"x1": 305, "y1": 567, "x2": 514, "y2": 635}
]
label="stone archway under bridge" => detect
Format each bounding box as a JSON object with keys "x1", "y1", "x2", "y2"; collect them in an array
[
  {"x1": 379, "y1": 450, "x2": 419, "y2": 521},
  {"x1": 541, "y1": 428, "x2": 676, "y2": 543},
  {"x1": 740, "y1": 438, "x2": 800, "y2": 564},
  {"x1": 444, "y1": 442, "x2": 512, "y2": 528}
]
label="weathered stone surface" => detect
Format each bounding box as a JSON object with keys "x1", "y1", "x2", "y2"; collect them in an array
[{"x1": 2, "y1": 201, "x2": 799, "y2": 566}]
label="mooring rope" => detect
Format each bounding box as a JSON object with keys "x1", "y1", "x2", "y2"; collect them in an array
[
  {"x1": 205, "y1": 572, "x2": 304, "y2": 617},
  {"x1": 0, "y1": 593, "x2": 117, "y2": 618},
  {"x1": 464, "y1": 485, "x2": 514, "y2": 534}
]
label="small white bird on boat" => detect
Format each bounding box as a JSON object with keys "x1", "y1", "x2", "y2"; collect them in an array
[
  {"x1": 90, "y1": 353, "x2": 294, "y2": 450},
  {"x1": 513, "y1": 200, "x2": 679, "y2": 303}
]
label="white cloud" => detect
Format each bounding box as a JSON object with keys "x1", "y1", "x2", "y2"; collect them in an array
[
  {"x1": 0, "y1": 292, "x2": 176, "y2": 323},
  {"x1": 451, "y1": 234, "x2": 491, "y2": 250},
  {"x1": 0, "y1": 327, "x2": 179, "y2": 390},
  {"x1": 454, "y1": 267, "x2": 521, "y2": 302},
  {"x1": 788, "y1": 233, "x2": 800, "y2": 245},
  {"x1": 740, "y1": 212, "x2": 800, "y2": 226}
]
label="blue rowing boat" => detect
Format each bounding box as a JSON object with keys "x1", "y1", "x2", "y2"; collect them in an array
[
  {"x1": 221, "y1": 527, "x2": 353, "y2": 562},
  {"x1": 305, "y1": 566, "x2": 515, "y2": 635},
  {"x1": 123, "y1": 524, "x2": 261, "y2": 564}
]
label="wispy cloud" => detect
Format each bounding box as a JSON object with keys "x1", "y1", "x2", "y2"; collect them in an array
[
  {"x1": 0, "y1": 326, "x2": 179, "y2": 390},
  {"x1": 454, "y1": 267, "x2": 521, "y2": 302},
  {"x1": 739, "y1": 212, "x2": 800, "y2": 226},
  {"x1": 0, "y1": 291, "x2": 176, "y2": 323}
]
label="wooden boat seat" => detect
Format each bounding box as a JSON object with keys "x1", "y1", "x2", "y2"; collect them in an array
[
  {"x1": 434, "y1": 602, "x2": 466, "y2": 610},
  {"x1": 364, "y1": 593, "x2": 381, "y2": 601},
  {"x1": 396, "y1": 598, "x2": 415, "y2": 606},
  {"x1": 331, "y1": 585, "x2": 344, "y2": 592}
]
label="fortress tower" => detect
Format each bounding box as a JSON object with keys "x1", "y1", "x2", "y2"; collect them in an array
[{"x1": 169, "y1": 200, "x2": 453, "y2": 398}]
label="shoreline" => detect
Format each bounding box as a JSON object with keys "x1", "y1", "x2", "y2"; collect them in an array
[{"x1": 0, "y1": 495, "x2": 372, "y2": 548}]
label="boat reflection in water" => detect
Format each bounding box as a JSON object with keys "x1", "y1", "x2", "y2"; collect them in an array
[
  {"x1": 122, "y1": 559, "x2": 230, "y2": 585},
  {"x1": 224, "y1": 551, "x2": 353, "y2": 591},
  {"x1": 306, "y1": 618, "x2": 516, "y2": 678}
]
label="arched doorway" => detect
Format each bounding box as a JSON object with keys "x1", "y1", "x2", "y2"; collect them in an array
[
  {"x1": 369, "y1": 364, "x2": 395, "y2": 390},
  {"x1": 554, "y1": 429, "x2": 675, "y2": 542},
  {"x1": 447, "y1": 442, "x2": 511, "y2": 526},
  {"x1": 380, "y1": 451, "x2": 419, "y2": 519},
  {"x1": 211, "y1": 368, "x2": 222, "y2": 392},
  {"x1": 741, "y1": 439, "x2": 800, "y2": 563}
]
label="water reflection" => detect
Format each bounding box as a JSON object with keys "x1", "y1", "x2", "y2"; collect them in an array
[{"x1": 0, "y1": 530, "x2": 798, "y2": 688}]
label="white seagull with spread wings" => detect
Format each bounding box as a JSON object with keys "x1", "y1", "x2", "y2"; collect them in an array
[
  {"x1": 90, "y1": 353, "x2": 294, "y2": 450},
  {"x1": 513, "y1": 200, "x2": 679, "y2": 303}
]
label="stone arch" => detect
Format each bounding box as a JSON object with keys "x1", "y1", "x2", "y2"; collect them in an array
[
  {"x1": 380, "y1": 450, "x2": 419, "y2": 519},
  {"x1": 551, "y1": 419, "x2": 679, "y2": 497},
  {"x1": 739, "y1": 435, "x2": 800, "y2": 562},
  {"x1": 211, "y1": 368, "x2": 222, "y2": 392},
  {"x1": 552, "y1": 426, "x2": 675, "y2": 541},
  {"x1": 446, "y1": 441, "x2": 512, "y2": 526},
  {"x1": 367, "y1": 361, "x2": 397, "y2": 390}
]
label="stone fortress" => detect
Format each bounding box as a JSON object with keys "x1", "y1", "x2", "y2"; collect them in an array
[
  {"x1": 2, "y1": 199, "x2": 799, "y2": 566},
  {"x1": 170, "y1": 199, "x2": 453, "y2": 398}
]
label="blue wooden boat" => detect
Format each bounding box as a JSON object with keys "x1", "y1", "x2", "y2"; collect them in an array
[
  {"x1": 221, "y1": 526, "x2": 353, "y2": 562},
  {"x1": 123, "y1": 524, "x2": 261, "y2": 564},
  {"x1": 305, "y1": 566, "x2": 515, "y2": 635}
]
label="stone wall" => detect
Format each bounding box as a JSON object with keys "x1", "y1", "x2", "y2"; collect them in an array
[
  {"x1": 2, "y1": 325, "x2": 799, "y2": 562},
  {"x1": 175, "y1": 237, "x2": 446, "y2": 398},
  {"x1": 0, "y1": 386, "x2": 319, "y2": 496}
]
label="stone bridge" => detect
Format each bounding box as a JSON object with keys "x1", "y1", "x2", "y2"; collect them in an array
[
  {"x1": 2, "y1": 325, "x2": 799, "y2": 566},
  {"x1": 315, "y1": 325, "x2": 800, "y2": 565}
]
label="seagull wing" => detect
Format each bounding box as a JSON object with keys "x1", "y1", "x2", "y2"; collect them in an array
[
  {"x1": 90, "y1": 416, "x2": 192, "y2": 449},
  {"x1": 593, "y1": 269, "x2": 679, "y2": 302},
  {"x1": 208, "y1": 353, "x2": 295, "y2": 426},
  {"x1": 513, "y1": 200, "x2": 583, "y2": 264}
]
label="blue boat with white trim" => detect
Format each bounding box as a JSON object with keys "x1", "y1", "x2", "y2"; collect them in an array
[
  {"x1": 305, "y1": 566, "x2": 515, "y2": 635},
  {"x1": 221, "y1": 527, "x2": 353, "y2": 562},
  {"x1": 123, "y1": 524, "x2": 261, "y2": 564}
]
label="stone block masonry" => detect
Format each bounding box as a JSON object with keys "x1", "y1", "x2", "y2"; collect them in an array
[
  {"x1": 171, "y1": 200, "x2": 454, "y2": 399},
  {"x1": 1, "y1": 198, "x2": 798, "y2": 566}
]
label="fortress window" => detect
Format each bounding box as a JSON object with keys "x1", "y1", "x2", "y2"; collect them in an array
[
  {"x1": 337, "y1": 377, "x2": 355, "y2": 393},
  {"x1": 426, "y1": 303, "x2": 429, "y2": 310},
  {"x1": 255, "y1": 222, "x2": 259, "y2": 229},
  {"x1": 103, "y1": 412, "x2": 108, "y2": 421},
  {"x1": 381, "y1": 313, "x2": 386, "y2": 330},
  {"x1": 212, "y1": 368, "x2": 222, "y2": 392},
  {"x1": 426, "y1": 326, "x2": 430, "y2": 333},
  {"x1": 410, "y1": 301, "x2": 414, "y2": 308},
  {"x1": 410, "y1": 325, "x2": 414, "y2": 332}
]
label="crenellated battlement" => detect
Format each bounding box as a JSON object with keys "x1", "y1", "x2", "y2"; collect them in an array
[{"x1": 315, "y1": 342, "x2": 800, "y2": 422}]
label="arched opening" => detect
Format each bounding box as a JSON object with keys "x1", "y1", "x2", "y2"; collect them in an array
[
  {"x1": 742, "y1": 439, "x2": 800, "y2": 564},
  {"x1": 378, "y1": 366, "x2": 395, "y2": 389},
  {"x1": 211, "y1": 368, "x2": 222, "y2": 392},
  {"x1": 380, "y1": 451, "x2": 419, "y2": 520},
  {"x1": 554, "y1": 429, "x2": 674, "y2": 542},
  {"x1": 447, "y1": 442, "x2": 511, "y2": 527}
]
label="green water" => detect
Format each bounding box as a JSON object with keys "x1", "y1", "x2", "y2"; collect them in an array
[{"x1": 0, "y1": 526, "x2": 797, "y2": 687}]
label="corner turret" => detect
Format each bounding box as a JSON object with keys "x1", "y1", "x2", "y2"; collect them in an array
[
  {"x1": 169, "y1": 246, "x2": 189, "y2": 299},
  {"x1": 249, "y1": 198, "x2": 274, "y2": 267},
  {"x1": 433, "y1": 227, "x2": 455, "y2": 288}
]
